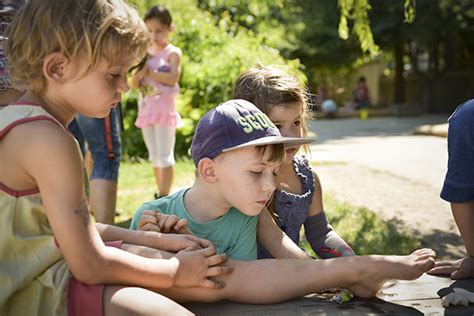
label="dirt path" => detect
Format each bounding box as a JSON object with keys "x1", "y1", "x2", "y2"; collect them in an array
[
  {"x1": 314, "y1": 163, "x2": 464, "y2": 259},
  {"x1": 307, "y1": 115, "x2": 465, "y2": 259}
]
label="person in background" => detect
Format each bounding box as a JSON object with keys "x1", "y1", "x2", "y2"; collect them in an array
[
  {"x1": 353, "y1": 76, "x2": 370, "y2": 110},
  {"x1": 68, "y1": 108, "x2": 122, "y2": 225},
  {"x1": 0, "y1": 0, "x2": 24, "y2": 106},
  {"x1": 129, "y1": 5, "x2": 182, "y2": 199}
]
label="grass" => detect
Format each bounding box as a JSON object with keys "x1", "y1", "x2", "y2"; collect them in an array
[
  {"x1": 116, "y1": 160, "x2": 420, "y2": 254},
  {"x1": 300, "y1": 194, "x2": 421, "y2": 256}
]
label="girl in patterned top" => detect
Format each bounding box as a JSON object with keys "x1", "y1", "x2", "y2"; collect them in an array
[{"x1": 234, "y1": 65, "x2": 356, "y2": 259}]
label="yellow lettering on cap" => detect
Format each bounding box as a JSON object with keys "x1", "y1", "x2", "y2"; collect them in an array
[
  {"x1": 255, "y1": 113, "x2": 270, "y2": 128},
  {"x1": 238, "y1": 117, "x2": 253, "y2": 133},
  {"x1": 246, "y1": 115, "x2": 263, "y2": 130}
]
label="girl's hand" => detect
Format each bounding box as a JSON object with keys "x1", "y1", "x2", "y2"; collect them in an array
[
  {"x1": 171, "y1": 247, "x2": 234, "y2": 289},
  {"x1": 138, "y1": 210, "x2": 192, "y2": 235}
]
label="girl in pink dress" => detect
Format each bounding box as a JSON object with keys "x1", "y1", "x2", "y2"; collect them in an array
[{"x1": 130, "y1": 6, "x2": 182, "y2": 197}]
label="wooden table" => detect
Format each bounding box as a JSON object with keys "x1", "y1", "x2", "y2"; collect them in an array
[{"x1": 185, "y1": 274, "x2": 474, "y2": 315}]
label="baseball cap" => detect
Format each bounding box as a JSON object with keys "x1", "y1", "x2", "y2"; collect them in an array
[{"x1": 190, "y1": 99, "x2": 315, "y2": 166}]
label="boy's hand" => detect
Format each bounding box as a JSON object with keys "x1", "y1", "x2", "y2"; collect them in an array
[
  {"x1": 158, "y1": 233, "x2": 216, "y2": 253},
  {"x1": 172, "y1": 246, "x2": 234, "y2": 289},
  {"x1": 428, "y1": 257, "x2": 474, "y2": 279},
  {"x1": 138, "y1": 210, "x2": 192, "y2": 235}
]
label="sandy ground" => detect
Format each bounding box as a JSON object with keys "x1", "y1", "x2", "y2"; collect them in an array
[{"x1": 307, "y1": 115, "x2": 466, "y2": 259}]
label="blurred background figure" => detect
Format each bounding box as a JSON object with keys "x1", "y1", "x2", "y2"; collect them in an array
[{"x1": 353, "y1": 76, "x2": 370, "y2": 110}]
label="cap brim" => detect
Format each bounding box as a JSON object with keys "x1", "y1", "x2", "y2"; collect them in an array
[{"x1": 222, "y1": 136, "x2": 315, "y2": 153}]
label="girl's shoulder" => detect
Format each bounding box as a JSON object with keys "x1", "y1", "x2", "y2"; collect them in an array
[
  {"x1": 292, "y1": 155, "x2": 312, "y2": 172},
  {"x1": 165, "y1": 44, "x2": 182, "y2": 57}
]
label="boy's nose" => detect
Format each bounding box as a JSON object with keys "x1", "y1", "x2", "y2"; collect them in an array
[{"x1": 262, "y1": 174, "x2": 276, "y2": 194}]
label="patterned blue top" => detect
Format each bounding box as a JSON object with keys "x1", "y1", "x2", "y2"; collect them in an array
[{"x1": 258, "y1": 155, "x2": 314, "y2": 258}]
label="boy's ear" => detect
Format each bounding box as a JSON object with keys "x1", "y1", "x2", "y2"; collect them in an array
[
  {"x1": 197, "y1": 158, "x2": 218, "y2": 183},
  {"x1": 43, "y1": 52, "x2": 69, "y2": 83}
]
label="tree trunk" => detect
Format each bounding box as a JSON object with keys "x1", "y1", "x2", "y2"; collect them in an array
[{"x1": 393, "y1": 42, "x2": 405, "y2": 103}]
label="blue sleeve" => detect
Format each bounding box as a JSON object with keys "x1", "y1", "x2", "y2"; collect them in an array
[
  {"x1": 441, "y1": 99, "x2": 474, "y2": 203},
  {"x1": 228, "y1": 215, "x2": 258, "y2": 261}
]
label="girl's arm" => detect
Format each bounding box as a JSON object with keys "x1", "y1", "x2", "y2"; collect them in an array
[
  {"x1": 146, "y1": 51, "x2": 181, "y2": 86},
  {"x1": 257, "y1": 207, "x2": 310, "y2": 259},
  {"x1": 22, "y1": 121, "x2": 227, "y2": 289},
  {"x1": 95, "y1": 222, "x2": 209, "y2": 252},
  {"x1": 304, "y1": 170, "x2": 355, "y2": 258},
  {"x1": 129, "y1": 66, "x2": 147, "y2": 89}
]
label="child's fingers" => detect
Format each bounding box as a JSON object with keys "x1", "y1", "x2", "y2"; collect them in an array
[
  {"x1": 139, "y1": 223, "x2": 162, "y2": 233},
  {"x1": 433, "y1": 260, "x2": 457, "y2": 268},
  {"x1": 162, "y1": 215, "x2": 180, "y2": 232},
  {"x1": 156, "y1": 213, "x2": 170, "y2": 231},
  {"x1": 194, "y1": 237, "x2": 215, "y2": 250},
  {"x1": 198, "y1": 279, "x2": 225, "y2": 289},
  {"x1": 427, "y1": 265, "x2": 455, "y2": 275},
  {"x1": 205, "y1": 265, "x2": 234, "y2": 277},
  {"x1": 206, "y1": 253, "x2": 228, "y2": 267},
  {"x1": 137, "y1": 211, "x2": 159, "y2": 230},
  {"x1": 174, "y1": 219, "x2": 191, "y2": 234}
]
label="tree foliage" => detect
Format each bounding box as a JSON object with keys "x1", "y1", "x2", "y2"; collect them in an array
[{"x1": 123, "y1": 0, "x2": 304, "y2": 159}]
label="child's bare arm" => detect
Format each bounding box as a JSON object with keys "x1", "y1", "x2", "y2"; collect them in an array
[
  {"x1": 129, "y1": 67, "x2": 147, "y2": 89},
  {"x1": 147, "y1": 52, "x2": 181, "y2": 86},
  {"x1": 305, "y1": 170, "x2": 355, "y2": 258},
  {"x1": 21, "y1": 121, "x2": 229, "y2": 289},
  {"x1": 96, "y1": 222, "x2": 202, "y2": 251},
  {"x1": 428, "y1": 201, "x2": 474, "y2": 279},
  {"x1": 257, "y1": 207, "x2": 310, "y2": 259}
]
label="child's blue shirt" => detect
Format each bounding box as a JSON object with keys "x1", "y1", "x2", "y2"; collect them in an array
[{"x1": 441, "y1": 99, "x2": 474, "y2": 203}]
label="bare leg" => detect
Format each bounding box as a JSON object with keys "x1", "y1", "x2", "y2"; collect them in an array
[
  {"x1": 154, "y1": 166, "x2": 173, "y2": 196},
  {"x1": 157, "y1": 249, "x2": 436, "y2": 303},
  {"x1": 104, "y1": 286, "x2": 192, "y2": 316},
  {"x1": 90, "y1": 179, "x2": 117, "y2": 225},
  {"x1": 120, "y1": 243, "x2": 434, "y2": 304}
]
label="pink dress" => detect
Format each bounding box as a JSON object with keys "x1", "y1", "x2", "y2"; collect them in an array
[{"x1": 135, "y1": 44, "x2": 182, "y2": 128}]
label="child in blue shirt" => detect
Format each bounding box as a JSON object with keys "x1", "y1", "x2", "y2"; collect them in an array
[
  {"x1": 233, "y1": 65, "x2": 355, "y2": 259},
  {"x1": 429, "y1": 99, "x2": 474, "y2": 280},
  {"x1": 132, "y1": 99, "x2": 437, "y2": 304}
]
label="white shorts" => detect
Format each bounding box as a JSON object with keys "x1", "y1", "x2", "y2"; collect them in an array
[{"x1": 141, "y1": 124, "x2": 176, "y2": 168}]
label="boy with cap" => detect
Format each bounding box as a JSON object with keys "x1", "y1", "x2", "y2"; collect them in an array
[
  {"x1": 129, "y1": 99, "x2": 437, "y2": 304},
  {"x1": 131, "y1": 99, "x2": 314, "y2": 260}
]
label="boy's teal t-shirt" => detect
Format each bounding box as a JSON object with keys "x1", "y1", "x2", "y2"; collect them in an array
[{"x1": 130, "y1": 189, "x2": 258, "y2": 260}]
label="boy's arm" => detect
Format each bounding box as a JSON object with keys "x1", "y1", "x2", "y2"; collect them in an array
[
  {"x1": 305, "y1": 170, "x2": 355, "y2": 258},
  {"x1": 257, "y1": 208, "x2": 310, "y2": 259},
  {"x1": 429, "y1": 201, "x2": 474, "y2": 279},
  {"x1": 452, "y1": 201, "x2": 474, "y2": 256},
  {"x1": 146, "y1": 51, "x2": 181, "y2": 86}
]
